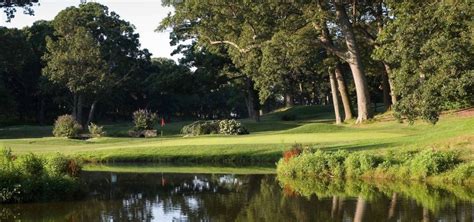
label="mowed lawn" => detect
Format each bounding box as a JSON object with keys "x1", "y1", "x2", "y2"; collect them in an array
[{"x1": 0, "y1": 106, "x2": 473, "y2": 162}]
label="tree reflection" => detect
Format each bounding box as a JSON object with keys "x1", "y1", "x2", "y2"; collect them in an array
[{"x1": 0, "y1": 172, "x2": 472, "y2": 221}]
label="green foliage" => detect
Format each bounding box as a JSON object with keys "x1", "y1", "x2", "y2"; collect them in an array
[
  {"x1": 181, "y1": 119, "x2": 249, "y2": 136},
  {"x1": 219, "y1": 119, "x2": 249, "y2": 135},
  {"x1": 43, "y1": 26, "x2": 108, "y2": 95},
  {"x1": 0, "y1": 152, "x2": 83, "y2": 203},
  {"x1": 52, "y1": 115, "x2": 81, "y2": 138},
  {"x1": 409, "y1": 150, "x2": 460, "y2": 178},
  {"x1": 277, "y1": 150, "x2": 348, "y2": 178},
  {"x1": 19, "y1": 153, "x2": 45, "y2": 177},
  {"x1": 0, "y1": 147, "x2": 15, "y2": 171},
  {"x1": 132, "y1": 109, "x2": 158, "y2": 131},
  {"x1": 438, "y1": 162, "x2": 474, "y2": 184},
  {"x1": 344, "y1": 153, "x2": 382, "y2": 178},
  {"x1": 181, "y1": 120, "x2": 220, "y2": 136},
  {"x1": 88, "y1": 123, "x2": 105, "y2": 137},
  {"x1": 375, "y1": 1, "x2": 474, "y2": 123},
  {"x1": 47, "y1": 153, "x2": 82, "y2": 177},
  {"x1": 277, "y1": 148, "x2": 467, "y2": 183}
]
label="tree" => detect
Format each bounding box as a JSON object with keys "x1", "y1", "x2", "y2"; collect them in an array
[
  {"x1": 43, "y1": 27, "x2": 108, "y2": 125},
  {"x1": 159, "y1": 2, "x2": 293, "y2": 121},
  {"x1": 1, "y1": 0, "x2": 38, "y2": 22},
  {"x1": 24, "y1": 20, "x2": 57, "y2": 124},
  {"x1": 374, "y1": 1, "x2": 474, "y2": 123},
  {"x1": 0, "y1": 27, "x2": 37, "y2": 121},
  {"x1": 44, "y1": 2, "x2": 149, "y2": 125},
  {"x1": 307, "y1": 0, "x2": 373, "y2": 123}
]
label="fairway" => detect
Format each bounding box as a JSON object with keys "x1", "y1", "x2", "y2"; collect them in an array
[{"x1": 1, "y1": 108, "x2": 473, "y2": 163}]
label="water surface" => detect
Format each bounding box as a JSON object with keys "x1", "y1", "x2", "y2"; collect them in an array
[{"x1": 0, "y1": 170, "x2": 472, "y2": 221}]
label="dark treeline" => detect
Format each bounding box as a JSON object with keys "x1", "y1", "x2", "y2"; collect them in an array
[{"x1": 1, "y1": 1, "x2": 472, "y2": 125}]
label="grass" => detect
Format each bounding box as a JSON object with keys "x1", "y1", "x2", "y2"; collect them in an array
[
  {"x1": 0, "y1": 105, "x2": 473, "y2": 164},
  {"x1": 84, "y1": 163, "x2": 275, "y2": 174}
]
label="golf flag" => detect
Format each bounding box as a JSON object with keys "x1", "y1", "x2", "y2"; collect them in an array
[{"x1": 161, "y1": 118, "x2": 165, "y2": 127}]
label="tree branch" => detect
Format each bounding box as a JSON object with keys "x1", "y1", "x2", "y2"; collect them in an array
[
  {"x1": 205, "y1": 36, "x2": 261, "y2": 53},
  {"x1": 311, "y1": 22, "x2": 349, "y2": 61},
  {"x1": 354, "y1": 24, "x2": 377, "y2": 45}
]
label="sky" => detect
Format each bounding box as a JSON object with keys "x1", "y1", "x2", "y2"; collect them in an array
[{"x1": 0, "y1": 0, "x2": 179, "y2": 60}]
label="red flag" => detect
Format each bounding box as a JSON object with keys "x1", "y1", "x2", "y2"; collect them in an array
[{"x1": 161, "y1": 118, "x2": 165, "y2": 127}]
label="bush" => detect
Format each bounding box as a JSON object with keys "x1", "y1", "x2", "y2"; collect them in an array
[
  {"x1": 277, "y1": 148, "x2": 467, "y2": 183},
  {"x1": 88, "y1": 123, "x2": 105, "y2": 137},
  {"x1": 133, "y1": 109, "x2": 158, "y2": 131},
  {"x1": 53, "y1": 115, "x2": 81, "y2": 138},
  {"x1": 277, "y1": 149, "x2": 348, "y2": 178},
  {"x1": 440, "y1": 162, "x2": 474, "y2": 183},
  {"x1": 181, "y1": 120, "x2": 220, "y2": 136},
  {"x1": 19, "y1": 153, "x2": 45, "y2": 177},
  {"x1": 0, "y1": 153, "x2": 84, "y2": 203},
  {"x1": 409, "y1": 150, "x2": 459, "y2": 178},
  {"x1": 344, "y1": 153, "x2": 381, "y2": 177},
  {"x1": 0, "y1": 147, "x2": 15, "y2": 171},
  {"x1": 46, "y1": 154, "x2": 82, "y2": 178},
  {"x1": 219, "y1": 119, "x2": 249, "y2": 135},
  {"x1": 181, "y1": 119, "x2": 249, "y2": 136}
]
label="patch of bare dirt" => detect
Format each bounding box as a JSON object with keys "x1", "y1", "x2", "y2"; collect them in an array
[{"x1": 456, "y1": 107, "x2": 474, "y2": 117}]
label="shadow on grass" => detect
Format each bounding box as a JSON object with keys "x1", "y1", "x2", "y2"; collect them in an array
[
  {"x1": 322, "y1": 142, "x2": 398, "y2": 152},
  {"x1": 0, "y1": 125, "x2": 53, "y2": 139}
]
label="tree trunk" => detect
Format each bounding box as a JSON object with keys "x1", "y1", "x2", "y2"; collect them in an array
[
  {"x1": 383, "y1": 63, "x2": 397, "y2": 105},
  {"x1": 87, "y1": 100, "x2": 98, "y2": 126},
  {"x1": 381, "y1": 68, "x2": 391, "y2": 111},
  {"x1": 353, "y1": 196, "x2": 366, "y2": 222},
  {"x1": 245, "y1": 78, "x2": 260, "y2": 122},
  {"x1": 335, "y1": 0, "x2": 372, "y2": 123},
  {"x1": 72, "y1": 94, "x2": 77, "y2": 120},
  {"x1": 375, "y1": 3, "x2": 397, "y2": 107},
  {"x1": 329, "y1": 69, "x2": 342, "y2": 124},
  {"x1": 335, "y1": 63, "x2": 353, "y2": 120},
  {"x1": 77, "y1": 94, "x2": 83, "y2": 127},
  {"x1": 285, "y1": 92, "x2": 294, "y2": 107}
]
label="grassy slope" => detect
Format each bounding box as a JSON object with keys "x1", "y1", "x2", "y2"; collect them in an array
[{"x1": 0, "y1": 106, "x2": 473, "y2": 163}]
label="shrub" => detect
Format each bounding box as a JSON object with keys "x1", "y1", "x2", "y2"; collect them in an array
[
  {"x1": 47, "y1": 153, "x2": 69, "y2": 177},
  {"x1": 0, "y1": 147, "x2": 15, "y2": 171},
  {"x1": 181, "y1": 120, "x2": 220, "y2": 136},
  {"x1": 409, "y1": 150, "x2": 459, "y2": 178},
  {"x1": 440, "y1": 162, "x2": 474, "y2": 183},
  {"x1": 0, "y1": 153, "x2": 84, "y2": 203},
  {"x1": 19, "y1": 153, "x2": 45, "y2": 177},
  {"x1": 281, "y1": 114, "x2": 297, "y2": 121},
  {"x1": 219, "y1": 119, "x2": 249, "y2": 135},
  {"x1": 47, "y1": 153, "x2": 82, "y2": 178},
  {"x1": 344, "y1": 153, "x2": 381, "y2": 177},
  {"x1": 277, "y1": 149, "x2": 348, "y2": 178},
  {"x1": 53, "y1": 115, "x2": 81, "y2": 138},
  {"x1": 277, "y1": 148, "x2": 467, "y2": 183},
  {"x1": 133, "y1": 109, "x2": 158, "y2": 131},
  {"x1": 88, "y1": 123, "x2": 105, "y2": 137}
]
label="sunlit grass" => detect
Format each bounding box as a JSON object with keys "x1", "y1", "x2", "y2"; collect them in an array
[
  {"x1": 84, "y1": 163, "x2": 276, "y2": 174},
  {"x1": 0, "y1": 106, "x2": 473, "y2": 163}
]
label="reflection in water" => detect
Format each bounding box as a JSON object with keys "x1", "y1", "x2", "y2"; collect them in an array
[{"x1": 0, "y1": 171, "x2": 472, "y2": 221}]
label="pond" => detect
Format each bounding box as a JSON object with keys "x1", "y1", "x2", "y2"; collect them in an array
[{"x1": 0, "y1": 167, "x2": 473, "y2": 221}]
